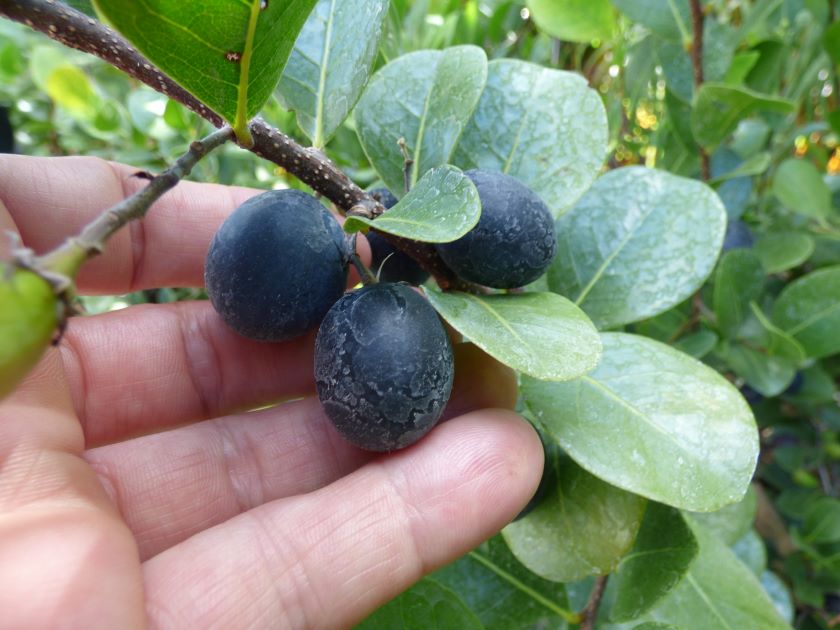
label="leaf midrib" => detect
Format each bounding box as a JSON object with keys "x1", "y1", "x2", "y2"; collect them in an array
[
  {"x1": 466, "y1": 551, "x2": 575, "y2": 620},
  {"x1": 313, "y1": 0, "x2": 337, "y2": 148}
]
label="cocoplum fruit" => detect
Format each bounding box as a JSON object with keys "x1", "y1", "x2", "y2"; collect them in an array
[
  {"x1": 314, "y1": 282, "x2": 454, "y2": 451},
  {"x1": 205, "y1": 189, "x2": 349, "y2": 341},
  {"x1": 435, "y1": 169, "x2": 556, "y2": 289}
]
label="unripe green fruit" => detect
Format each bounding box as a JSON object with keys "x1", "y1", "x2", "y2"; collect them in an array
[{"x1": 0, "y1": 264, "x2": 58, "y2": 400}]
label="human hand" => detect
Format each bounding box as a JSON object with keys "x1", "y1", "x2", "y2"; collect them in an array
[{"x1": 0, "y1": 155, "x2": 543, "y2": 628}]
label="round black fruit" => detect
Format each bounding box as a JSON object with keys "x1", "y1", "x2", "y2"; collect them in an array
[
  {"x1": 435, "y1": 169, "x2": 556, "y2": 289},
  {"x1": 205, "y1": 189, "x2": 349, "y2": 342},
  {"x1": 314, "y1": 282, "x2": 454, "y2": 452},
  {"x1": 366, "y1": 188, "x2": 430, "y2": 285}
]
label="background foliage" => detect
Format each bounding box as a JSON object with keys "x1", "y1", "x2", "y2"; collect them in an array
[{"x1": 2, "y1": 0, "x2": 840, "y2": 627}]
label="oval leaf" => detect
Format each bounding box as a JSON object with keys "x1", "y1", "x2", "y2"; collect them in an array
[
  {"x1": 688, "y1": 486, "x2": 758, "y2": 546},
  {"x1": 423, "y1": 290, "x2": 602, "y2": 381},
  {"x1": 503, "y1": 457, "x2": 646, "y2": 582},
  {"x1": 754, "y1": 232, "x2": 815, "y2": 273},
  {"x1": 527, "y1": 0, "x2": 615, "y2": 43},
  {"x1": 454, "y1": 59, "x2": 608, "y2": 216},
  {"x1": 433, "y1": 536, "x2": 574, "y2": 628},
  {"x1": 355, "y1": 46, "x2": 487, "y2": 197},
  {"x1": 690, "y1": 84, "x2": 795, "y2": 151},
  {"x1": 277, "y1": 0, "x2": 388, "y2": 147},
  {"x1": 522, "y1": 333, "x2": 759, "y2": 511},
  {"x1": 548, "y1": 167, "x2": 726, "y2": 330},
  {"x1": 357, "y1": 578, "x2": 482, "y2": 629},
  {"x1": 713, "y1": 249, "x2": 765, "y2": 339},
  {"x1": 772, "y1": 265, "x2": 840, "y2": 359},
  {"x1": 646, "y1": 519, "x2": 790, "y2": 630},
  {"x1": 344, "y1": 166, "x2": 480, "y2": 242},
  {"x1": 772, "y1": 158, "x2": 832, "y2": 220},
  {"x1": 93, "y1": 0, "x2": 318, "y2": 134},
  {"x1": 610, "y1": 503, "x2": 699, "y2": 623}
]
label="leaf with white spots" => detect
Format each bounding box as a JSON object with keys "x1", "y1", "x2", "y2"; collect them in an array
[
  {"x1": 521, "y1": 333, "x2": 759, "y2": 511},
  {"x1": 548, "y1": 167, "x2": 726, "y2": 330}
]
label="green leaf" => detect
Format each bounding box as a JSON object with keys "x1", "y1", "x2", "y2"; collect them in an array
[
  {"x1": 825, "y1": 21, "x2": 840, "y2": 64},
  {"x1": 92, "y1": 0, "x2": 318, "y2": 139},
  {"x1": 610, "y1": 503, "x2": 699, "y2": 622},
  {"x1": 715, "y1": 342, "x2": 796, "y2": 397},
  {"x1": 754, "y1": 233, "x2": 815, "y2": 273},
  {"x1": 633, "y1": 624, "x2": 679, "y2": 630},
  {"x1": 521, "y1": 333, "x2": 759, "y2": 511},
  {"x1": 731, "y1": 529, "x2": 767, "y2": 576},
  {"x1": 760, "y1": 571, "x2": 795, "y2": 624},
  {"x1": 527, "y1": 0, "x2": 615, "y2": 43},
  {"x1": 688, "y1": 486, "x2": 757, "y2": 546},
  {"x1": 355, "y1": 46, "x2": 487, "y2": 197},
  {"x1": 611, "y1": 0, "x2": 691, "y2": 41},
  {"x1": 709, "y1": 152, "x2": 771, "y2": 184},
  {"x1": 503, "y1": 457, "x2": 646, "y2": 582},
  {"x1": 423, "y1": 290, "x2": 602, "y2": 381},
  {"x1": 548, "y1": 167, "x2": 726, "y2": 330},
  {"x1": 713, "y1": 249, "x2": 765, "y2": 339},
  {"x1": 357, "y1": 578, "x2": 483, "y2": 629},
  {"x1": 276, "y1": 0, "x2": 388, "y2": 147},
  {"x1": 646, "y1": 519, "x2": 790, "y2": 630},
  {"x1": 772, "y1": 158, "x2": 832, "y2": 220},
  {"x1": 690, "y1": 84, "x2": 795, "y2": 151},
  {"x1": 749, "y1": 303, "x2": 806, "y2": 362},
  {"x1": 61, "y1": 0, "x2": 96, "y2": 16},
  {"x1": 45, "y1": 65, "x2": 100, "y2": 119},
  {"x1": 433, "y1": 536, "x2": 575, "y2": 628},
  {"x1": 674, "y1": 329, "x2": 718, "y2": 359},
  {"x1": 773, "y1": 265, "x2": 840, "y2": 359},
  {"x1": 344, "y1": 166, "x2": 480, "y2": 242},
  {"x1": 803, "y1": 498, "x2": 840, "y2": 544},
  {"x1": 454, "y1": 59, "x2": 608, "y2": 217}
]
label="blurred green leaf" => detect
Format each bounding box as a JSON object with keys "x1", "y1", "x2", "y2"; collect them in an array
[
  {"x1": 549, "y1": 167, "x2": 726, "y2": 330},
  {"x1": 46, "y1": 66, "x2": 99, "y2": 119},
  {"x1": 760, "y1": 571, "x2": 795, "y2": 624},
  {"x1": 824, "y1": 21, "x2": 840, "y2": 64},
  {"x1": 526, "y1": 0, "x2": 614, "y2": 43},
  {"x1": 773, "y1": 265, "x2": 840, "y2": 359},
  {"x1": 803, "y1": 498, "x2": 840, "y2": 544},
  {"x1": 713, "y1": 249, "x2": 765, "y2": 339},
  {"x1": 355, "y1": 45, "x2": 487, "y2": 197},
  {"x1": 357, "y1": 578, "x2": 483, "y2": 629},
  {"x1": 716, "y1": 341, "x2": 797, "y2": 397},
  {"x1": 277, "y1": 0, "x2": 388, "y2": 147},
  {"x1": 522, "y1": 333, "x2": 759, "y2": 511},
  {"x1": 772, "y1": 159, "x2": 832, "y2": 220},
  {"x1": 731, "y1": 529, "x2": 767, "y2": 576},
  {"x1": 754, "y1": 232, "x2": 815, "y2": 273},
  {"x1": 424, "y1": 290, "x2": 602, "y2": 381},
  {"x1": 689, "y1": 487, "x2": 758, "y2": 546},
  {"x1": 691, "y1": 84, "x2": 795, "y2": 151},
  {"x1": 611, "y1": 0, "x2": 690, "y2": 41}
]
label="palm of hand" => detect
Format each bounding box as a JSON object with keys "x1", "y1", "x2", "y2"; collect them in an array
[{"x1": 0, "y1": 155, "x2": 541, "y2": 628}]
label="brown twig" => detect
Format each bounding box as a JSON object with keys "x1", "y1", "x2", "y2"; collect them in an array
[
  {"x1": 580, "y1": 575, "x2": 608, "y2": 630},
  {"x1": 689, "y1": 0, "x2": 710, "y2": 182},
  {"x1": 0, "y1": 0, "x2": 470, "y2": 290},
  {"x1": 37, "y1": 126, "x2": 234, "y2": 278}
]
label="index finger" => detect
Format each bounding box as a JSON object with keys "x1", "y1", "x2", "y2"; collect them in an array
[{"x1": 0, "y1": 154, "x2": 363, "y2": 295}]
